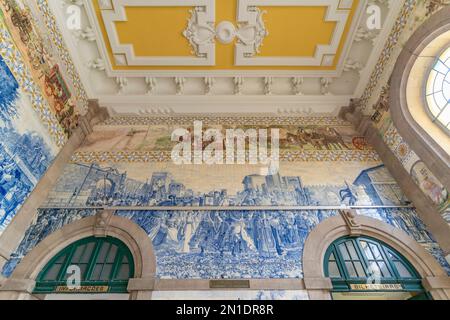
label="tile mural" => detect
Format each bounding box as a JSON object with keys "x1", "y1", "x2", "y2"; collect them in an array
[
  {"x1": 43, "y1": 162, "x2": 406, "y2": 208},
  {"x1": 0, "y1": 1, "x2": 80, "y2": 135},
  {"x1": 3, "y1": 207, "x2": 450, "y2": 279},
  {"x1": 0, "y1": 53, "x2": 58, "y2": 234},
  {"x1": 3, "y1": 164, "x2": 450, "y2": 279}
]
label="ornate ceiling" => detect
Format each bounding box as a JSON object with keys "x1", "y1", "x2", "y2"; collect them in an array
[{"x1": 27, "y1": 0, "x2": 408, "y2": 115}]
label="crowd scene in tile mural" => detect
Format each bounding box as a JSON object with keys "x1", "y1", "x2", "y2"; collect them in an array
[
  {"x1": 2, "y1": 160, "x2": 449, "y2": 279},
  {"x1": 0, "y1": 55, "x2": 55, "y2": 233},
  {"x1": 3, "y1": 205, "x2": 449, "y2": 279}
]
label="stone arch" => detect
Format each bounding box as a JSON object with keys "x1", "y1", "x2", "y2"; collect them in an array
[
  {"x1": 303, "y1": 214, "x2": 450, "y2": 300},
  {"x1": 390, "y1": 6, "x2": 450, "y2": 190},
  {"x1": 0, "y1": 213, "x2": 156, "y2": 300}
]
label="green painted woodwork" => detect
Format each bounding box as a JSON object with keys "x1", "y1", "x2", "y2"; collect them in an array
[
  {"x1": 324, "y1": 236, "x2": 426, "y2": 294},
  {"x1": 34, "y1": 236, "x2": 134, "y2": 294}
]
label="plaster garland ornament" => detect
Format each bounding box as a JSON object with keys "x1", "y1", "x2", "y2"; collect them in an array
[
  {"x1": 291, "y1": 77, "x2": 304, "y2": 96},
  {"x1": 64, "y1": 0, "x2": 84, "y2": 6},
  {"x1": 145, "y1": 77, "x2": 157, "y2": 95},
  {"x1": 183, "y1": 7, "x2": 268, "y2": 58},
  {"x1": 354, "y1": 26, "x2": 379, "y2": 43},
  {"x1": 320, "y1": 77, "x2": 333, "y2": 95},
  {"x1": 264, "y1": 77, "x2": 273, "y2": 95},
  {"x1": 344, "y1": 58, "x2": 364, "y2": 73},
  {"x1": 204, "y1": 77, "x2": 215, "y2": 95},
  {"x1": 116, "y1": 77, "x2": 128, "y2": 94},
  {"x1": 87, "y1": 58, "x2": 106, "y2": 71},
  {"x1": 234, "y1": 77, "x2": 244, "y2": 95},
  {"x1": 73, "y1": 27, "x2": 96, "y2": 42},
  {"x1": 175, "y1": 77, "x2": 186, "y2": 95}
]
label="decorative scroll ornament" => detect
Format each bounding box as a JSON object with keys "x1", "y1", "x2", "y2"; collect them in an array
[
  {"x1": 236, "y1": 8, "x2": 268, "y2": 57},
  {"x1": 183, "y1": 7, "x2": 268, "y2": 59},
  {"x1": 183, "y1": 8, "x2": 216, "y2": 58}
]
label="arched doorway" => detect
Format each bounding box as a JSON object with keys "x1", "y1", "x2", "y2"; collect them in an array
[
  {"x1": 324, "y1": 236, "x2": 430, "y2": 300},
  {"x1": 34, "y1": 236, "x2": 134, "y2": 296},
  {"x1": 302, "y1": 214, "x2": 450, "y2": 300},
  {"x1": 0, "y1": 214, "x2": 157, "y2": 300}
]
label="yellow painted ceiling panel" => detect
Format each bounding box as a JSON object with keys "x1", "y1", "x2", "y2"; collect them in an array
[
  {"x1": 93, "y1": 0, "x2": 360, "y2": 70},
  {"x1": 115, "y1": 7, "x2": 193, "y2": 57},
  {"x1": 258, "y1": 6, "x2": 336, "y2": 57}
]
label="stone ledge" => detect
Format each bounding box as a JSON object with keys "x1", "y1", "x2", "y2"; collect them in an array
[
  {"x1": 0, "y1": 278, "x2": 35, "y2": 293},
  {"x1": 303, "y1": 277, "x2": 333, "y2": 290},
  {"x1": 127, "y1": 277, "x2": 156, "y2": 291},
  {"x1": 422, "y1": 276, "x2": 450, "y2": 291}
]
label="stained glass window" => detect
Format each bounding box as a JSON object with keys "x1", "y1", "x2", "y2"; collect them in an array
[{"x1": 426, "y1": 47, "x2": 450, "y2": 132}]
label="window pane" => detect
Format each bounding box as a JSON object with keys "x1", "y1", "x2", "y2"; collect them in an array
[
  {"x1": 360, "y1": 241, "x2": 374, "y2": 260},
  {"x1": 44, "y1": 264, "x2": 62, "y2": 281},
  {"x1": 97, "y1": 242, "x2": 110, "y2": 263},
  {"x1": 100, "y1": 264, "x2": 112, "y2": 280},
  {"x1": 79, "y1": 264, "x2": 88, "y2": 280},
  {"x1": 369, "y1": 243, "x2": 382, "y2": 260},
  {"x1": 378, "y1": 261, "x2": 392, "y2": 278},
  {"x1": 106, "y1": 245, "x2": 118, "y2": 263},
  {"x1": 71, "y1": 245, "x2": 86, "y2": 263},
  {"x1": 328, "y1": 261, "x2": 341, "y2": 278},
  {"x1": 55, "y1": 254, "x2": 66, "y2": 264},
  {"x1": 91, "y1": 264, "x2": 103, "y2": 280},
  {"x1": 345, "y1": 262, "x2": 358, "y2": 278},
  {"x1": 427, "y1": 47, "x2": 450, "y2": 129},
  {"x1": 345, "y1": 241, "x2": 359, "y2": 260},
  {"x1": 339, "y1": 243, "x2": 350, "y2": 260},
  {"x1": 329, "y1": 252, "x2": 336, "y2": 261},
  {"x1": 354, "y1": 261, "x2": 366, "y2": 277},
  {"x1": 368, "y1": 261, "x2": 381, "y2": 277},
  {"x1": 394, "y1": 261, "x2": 413, "y2": 278},
  {"x1": 437, "y1": 104, "x2": 450, "y2": 126},
  {"x1": 434, "y1": 60, "x2": 449, "y2": 74},
  {"x1": 80, "y1": 242, "x2": 95, "y2": 263},
  {"x1": 116, "y1": 264, "x2": 130, "y2": 280}
]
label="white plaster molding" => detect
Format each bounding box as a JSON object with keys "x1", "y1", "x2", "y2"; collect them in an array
[
  {"x1": 215, "y1": 21, "x2": 237, "y2": 45},
  {"x1": 93, "y1": 0, "x2": 216, "y2": 66},
  {"x1": 292, "y1": 77, "x2": 304, "y2": 95},
  {"x1": 98, "y1": 94, "x2": 352, "y2": 115},
  {"x1": 235, "y1": 0, "x2": 354, "y2": 66},
  {"x1": 80, "y1": 0, "x2": 369, "y2": 77},
  {"x1": 183, "y1": 7, "x2": 216, "y2": 59},
  {"x1": 204, "y1": 77, "x2": 215, "y2": 95},
  {"x1": 145, "y1": 77, "x2": 157, "y2": 94}
]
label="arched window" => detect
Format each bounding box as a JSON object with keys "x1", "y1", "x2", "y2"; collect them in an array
[
  {"x1": 324, "y1": 236, "x2": 424, "y2": 294},
  {"x1": 34, "y1": 236, "x2": 134, "y2": 294},
  {"x1": 426, "y1": 46, "x2": 450, "y2": 132}
]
